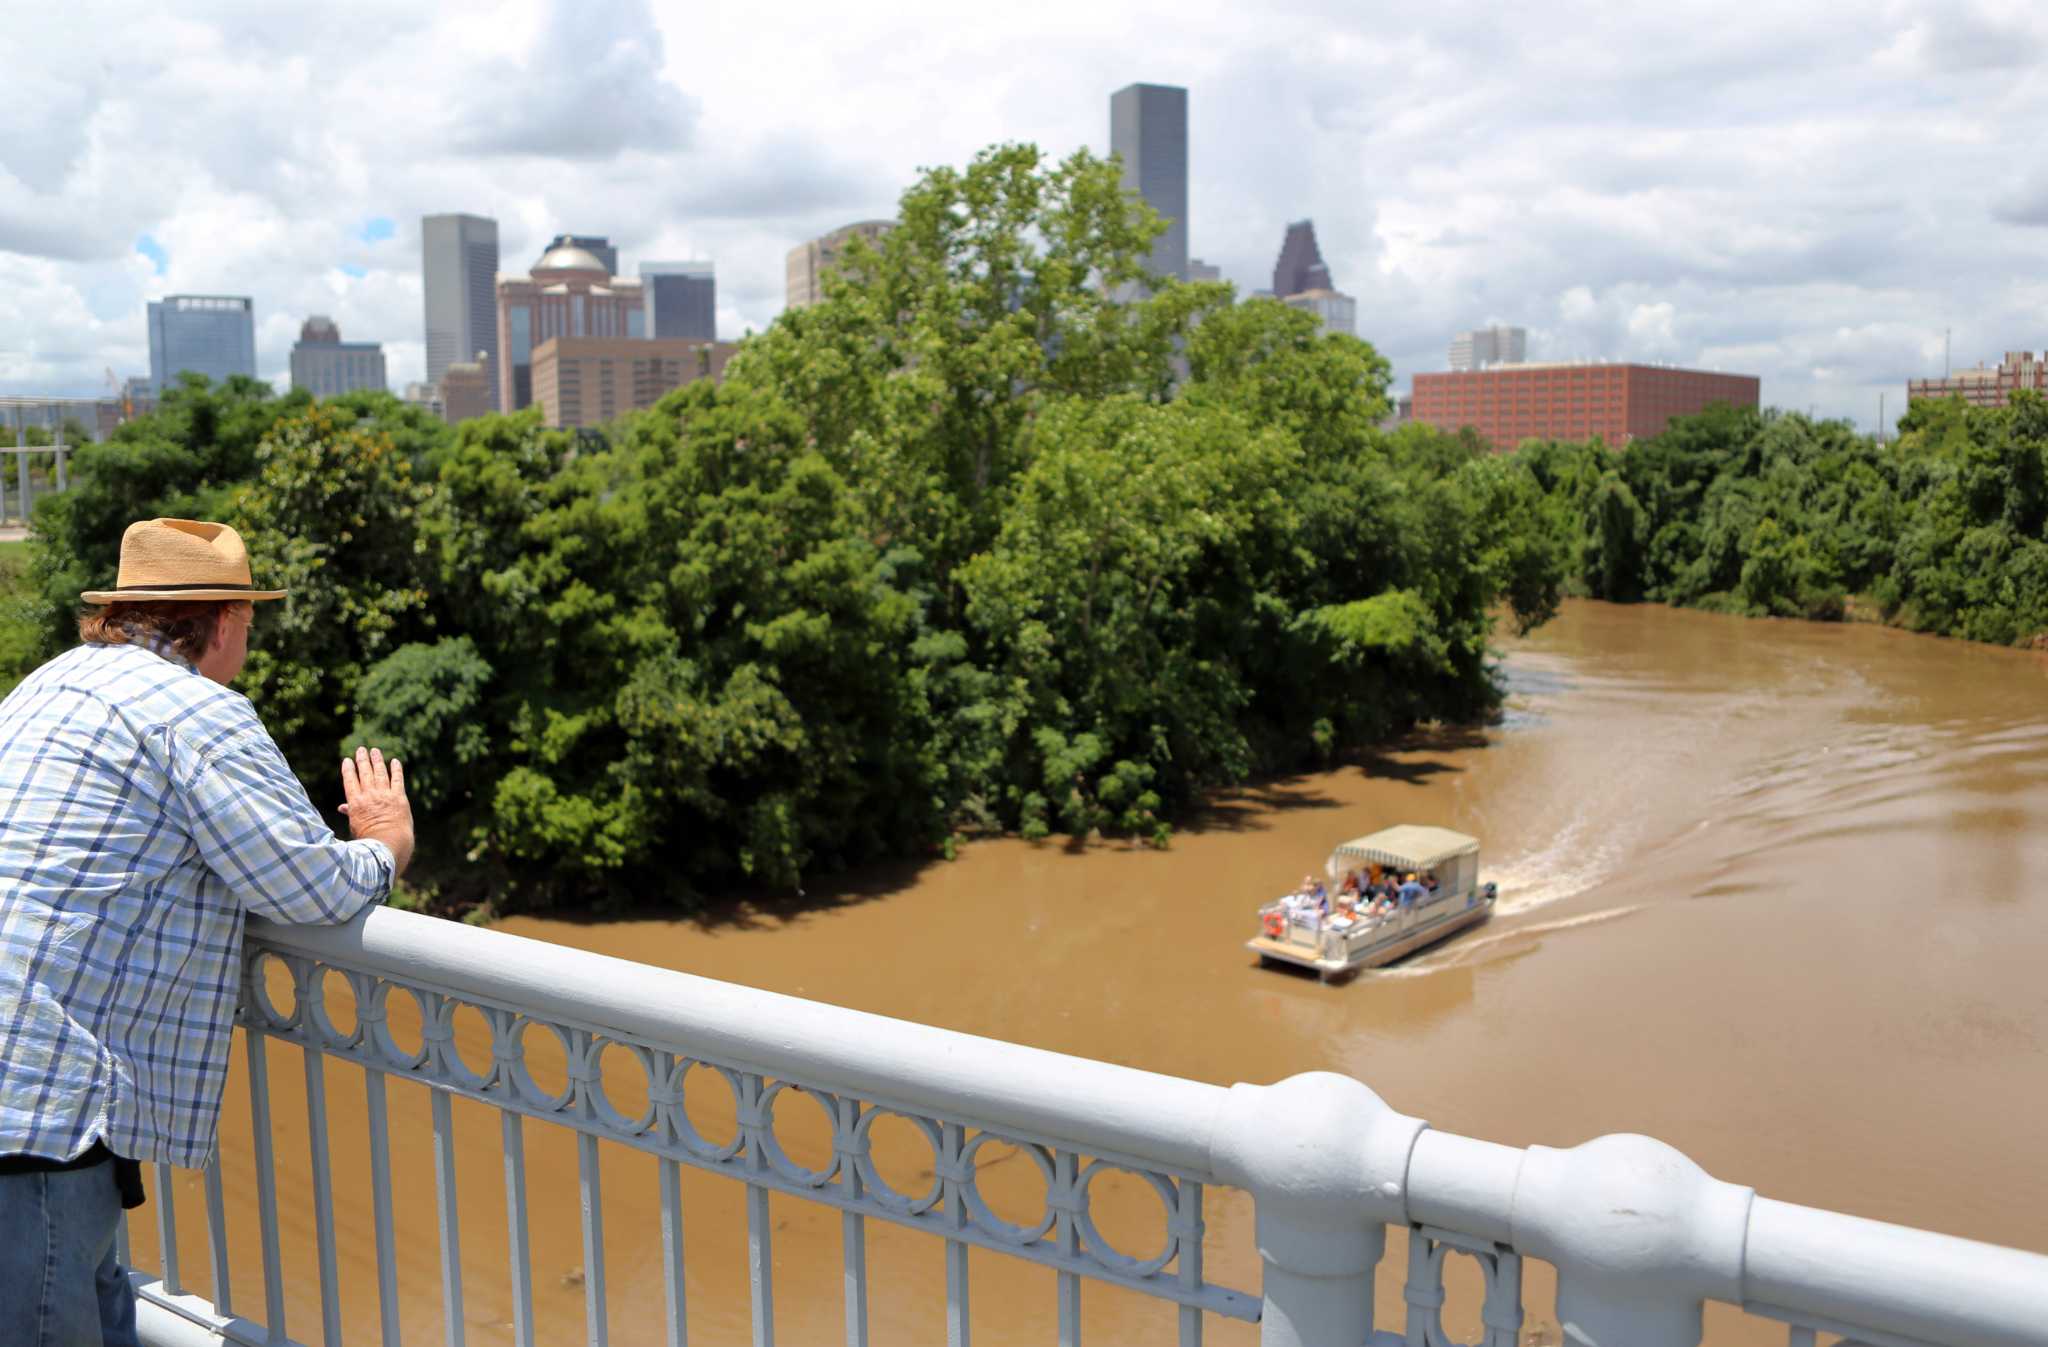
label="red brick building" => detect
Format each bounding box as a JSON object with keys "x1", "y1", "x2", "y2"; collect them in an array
[
  {"x1": 1906, "y1": 351, "x2": 2046, "y2": 409},
  {"x1": 1412, "y1": 362, "x2": 1760, "y2": 451}
]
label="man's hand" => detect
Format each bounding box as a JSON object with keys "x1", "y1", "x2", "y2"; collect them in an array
[{"x1": 340, "y1": 745, "x2": 414, "y2": 879}]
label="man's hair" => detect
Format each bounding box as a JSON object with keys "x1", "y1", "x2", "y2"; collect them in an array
[{"x1": 78, "y1": 600, "x2": 239, "y2": 664}]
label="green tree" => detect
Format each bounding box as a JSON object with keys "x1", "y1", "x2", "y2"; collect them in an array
[{"x1": 232, "y1": 404, "x2": 436, "y2": 783}]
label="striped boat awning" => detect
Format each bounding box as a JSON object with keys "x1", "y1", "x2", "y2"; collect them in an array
[{"x1": 1326, "y1": 825, "x2": 1479, "y2": 874}]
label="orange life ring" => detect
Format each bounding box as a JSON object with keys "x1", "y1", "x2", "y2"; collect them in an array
[{"x1": 1262, "y1": 910, "x2": 1286, "y2": 938}]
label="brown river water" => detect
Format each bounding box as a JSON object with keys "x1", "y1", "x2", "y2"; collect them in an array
[{"x1": 134, "y1": 600, "x2": 2048, "y2": 1345}]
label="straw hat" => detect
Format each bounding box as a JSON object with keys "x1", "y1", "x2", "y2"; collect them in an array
[{"x1": 81, "y1": 519, "x2": 287, "y2": 604}]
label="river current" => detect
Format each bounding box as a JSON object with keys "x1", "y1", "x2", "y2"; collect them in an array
[{"x1": 151, "y1": 600, "x2": 2048, "y2": 1344}]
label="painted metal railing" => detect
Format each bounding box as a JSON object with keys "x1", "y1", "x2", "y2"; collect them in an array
[{"x1": 124, "y1": 905, "x2": 2048, "y2": 1347}]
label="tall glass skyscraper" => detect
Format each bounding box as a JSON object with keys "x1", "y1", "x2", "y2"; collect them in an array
[
  {"x1": 641, "y1": 261, "x2": 716, "y2": 341},
  {"x1": 1110, "y1": 83, "x2": 1188, "y2": 282},
  {"x1": 146, "y1": 295, "x2": 255, "y2": 395},
  {"x1": 422, "y1": 213, "x2": 500, "y2": 404}
]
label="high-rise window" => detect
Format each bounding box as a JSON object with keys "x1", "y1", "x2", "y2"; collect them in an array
[{"x1": 509, "y1": 306, "x2": 532, "y2": 365}]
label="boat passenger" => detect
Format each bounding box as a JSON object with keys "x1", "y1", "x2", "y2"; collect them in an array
[{"x1": 1397, "y1": 874, "x2": 1427, "y2": 909}]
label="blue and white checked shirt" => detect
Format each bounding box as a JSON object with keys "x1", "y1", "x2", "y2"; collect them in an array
[{"x1": 0, "y1": 637, "x2": 391, "y2": 1168}]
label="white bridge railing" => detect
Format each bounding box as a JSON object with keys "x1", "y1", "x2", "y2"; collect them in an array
[{"x1": 124, "y1": 906, "x2": 2047, "y2": 1347}]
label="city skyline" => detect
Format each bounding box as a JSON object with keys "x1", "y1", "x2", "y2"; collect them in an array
[{"x1": 4, "y1": 0, "x2": 2047, "y2": 431}]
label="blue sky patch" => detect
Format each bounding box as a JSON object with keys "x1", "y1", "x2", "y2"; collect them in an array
[
  {"x1": 135, "y1": 234, "x2": 168, "y2": 274},
  {"x1": 340, "y1": 263, "x2": 367, "y2": 278},
  {"x1": 358, "y1": 216, "x2": 395, "y2": 244}
]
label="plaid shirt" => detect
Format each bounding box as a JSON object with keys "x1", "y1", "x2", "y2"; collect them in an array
[{"x1": 0, "y1": 637, "x2": 391, "y2": 1168}]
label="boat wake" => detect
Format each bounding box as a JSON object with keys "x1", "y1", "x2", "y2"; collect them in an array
[
  {"x1": 1482, "y1": 820, "x2": 1628, "y2": 921},
  {"x1": 1373, "y1": 903, "x2": 1646, "y2": 977}
]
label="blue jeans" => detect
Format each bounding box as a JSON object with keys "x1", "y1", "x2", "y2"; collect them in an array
[{"x1": 0, "y1": 1160, "x2": 140, "y2": 1347}]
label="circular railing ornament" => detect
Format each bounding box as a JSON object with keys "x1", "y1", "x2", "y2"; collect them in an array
[
  {"x1": 755, "y1": 1081, "x2": 842, "y2": 1187},
  {"x1": 503, "y1": 1015, "x2": 576, "y2": 1113},
  {"x1": 958, "y1": 1132, "x2": 1057, "y2": 1245},
  {"x1": 661, "y1": 1058, "x2": 747, "y2": 1162},
  {"x1": 356, "y1": 977, "x2": 430, "y2": 1070},
  {"x1": 586, "y1": 1039, "x2": 660, "y2": 1135},
  {"x1": 1072, "y1": 1159, "x2": 1180, "y2": 1278},
  {"x1": 852, "y1": 1107, "x2": 945, "y2": 1216},
  {"x1": 246, "y1": 950, "x2": 299, "y2": 1030}
]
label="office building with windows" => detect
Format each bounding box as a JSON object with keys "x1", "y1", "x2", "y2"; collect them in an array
[
  {"x1": 422, "y1": 214, "x2": 500, "y2": 402},
  {"x1": 530, "y1": 337, "x2": 738, "y2": 429},
  {"x1": 1907, "y1": 351, "x2": 2048, "y2": 408},
  {"x1": 289, "y1": 316, "x2": 387, "y2": 397},
  {"x1": 495, "y1": 243, "x2": 645, "y2": 413},
  {"x1": 1283, "y1": 288, "x2": 1358, "y2": 337},
  {"x1": 1110, "y1": 82, "x2": 1188, "y2": 282},
  {"x1": 147, "y1": 295, "x2": 255, "y2": 395},
  {"x1": 641, "y1": 261, "x2": 716, "y2": 340},
  {"x1": 785, "y1": 221, "x2": 894, "y2": 309},
  {"x1": 438, "y1": 356, "x2": 494, "y2": 424},
  {"x1": 1448, "y1": 325, "x2": 1527, "y2": 371},
  {"x1": 1413, "y1": 362, "x2": 1758, "y2": 452}
]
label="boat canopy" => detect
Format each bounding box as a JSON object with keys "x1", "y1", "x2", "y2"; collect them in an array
[{"x1": 1326, "y1": 825, "x2": 1479, "y2": 875}]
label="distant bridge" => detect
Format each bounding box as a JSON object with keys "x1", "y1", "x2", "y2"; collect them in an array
[{"x1": 124, "y1": 906, "x2": 2046, "y2": 1347}]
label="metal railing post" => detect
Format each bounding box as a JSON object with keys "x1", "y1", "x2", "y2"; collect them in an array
[
  {"x1": 1508, "y1": 1134, "x2": 1752, "y2": 1347},
  {"x1": 1211, "y1": 1072, "x2": 1424, "y2": 1347}
]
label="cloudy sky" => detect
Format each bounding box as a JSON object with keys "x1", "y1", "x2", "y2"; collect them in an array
[{"x1": 3, "y1": 0, "x2": 2044, "y2": 429}]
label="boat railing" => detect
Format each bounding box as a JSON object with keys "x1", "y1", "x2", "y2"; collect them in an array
[{"x1": 119, "y1": 904, "x2": 2048, "y2": 1347}]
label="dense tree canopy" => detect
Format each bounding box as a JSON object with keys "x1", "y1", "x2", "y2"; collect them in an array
[
  {"x1": 6, "y1": 143, "x2": 1573, "y2": 913},
  {"x1": 1517, "y1": 392, "x2": 2048, "y2": 645}
]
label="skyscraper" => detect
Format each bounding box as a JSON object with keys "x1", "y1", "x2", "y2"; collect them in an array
[
  {"x1": 496, "y1": 241, "x2": 644, "y2": 412},
  {"x1": 1283, "y1": 290, "x2": 1357, "y2": 338},
  {"x1": 146, "y1": 295, "x2": 255, "y2": 395},
  {"x1": 1448, "y1": 325, "x2": 1527, "y2": 371},
  {"x1": 641, "y1": 261, "x2": 717, "y2": 340},
  {"x1": 785, "y1": 221, "x2": 895, "y2": 309},
  {"x1": 289, "y1": 316, "x2": 388, "y2": 397},
  {"x1": 1272, "y1": 221, "x2": 1332, "y2": 298},
  {"x1": 545, "y1": 234, "x2": 619, "y2": 277},
  {"x1": 422, "y1": 213, "x2": 500, "y2": 402},
  {"x1": 1110, "y1": 83, "x2": 1188, "y2": 282}
]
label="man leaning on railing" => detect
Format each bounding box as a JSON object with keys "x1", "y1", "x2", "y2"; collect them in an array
[{"x1": 0, "y1": 518, "x2": 414, "y2": 1347}]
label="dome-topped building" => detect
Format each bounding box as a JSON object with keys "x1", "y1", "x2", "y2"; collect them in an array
[
  {"x1": 495, "y1": 233, "x2": 645, "y2": 412},
  {"x1": 531, "y1": 245, "x2": 609, "y2": 278}
]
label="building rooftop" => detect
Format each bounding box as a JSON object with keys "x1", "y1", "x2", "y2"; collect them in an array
[{"x1": 533, "y1": 245, "x2": 609, "y2": 276}]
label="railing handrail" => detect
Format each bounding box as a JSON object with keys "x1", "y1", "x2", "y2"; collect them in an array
[
  {"x1": 251, "y1": 907, "x2": 1232, "y2": 1178},
  {"x1": 209, "y1": 905, "x2": 2048, "y2": 1347}
]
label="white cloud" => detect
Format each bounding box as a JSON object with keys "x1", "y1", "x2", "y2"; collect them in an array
[
  {"x1": 1627, "y1": 302, "x2": 1679, "y2": 353},
  {"x1": 0, "y1": 0, "x2": 2043, "y2": 433}
]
